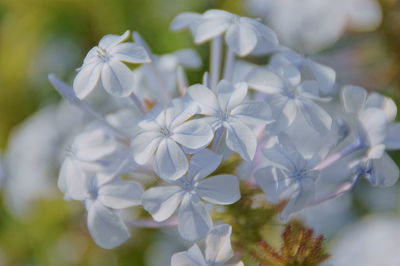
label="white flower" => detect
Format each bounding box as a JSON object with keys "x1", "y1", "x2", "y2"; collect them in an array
[
  {"x1": 187, "y1": 80, "x2": 273, "y2": 161},
  {"x1": 131, "y1": 99, "x2": 213, "y2": 181},
  {"x1": 246, "y1": 0, "x2": 382, "y2": 53},
  {"x1": 73, "y1": 30, "x2": 150, "y2": 99},
  {"x1": 171, "y1": 224, "x2": 243, "y2": 266},
  {"x1": 142, "y1": 150, "x2": 240, "y2": 241},
  {"x1": 170, "y1": 12, "x2": 202, "y2": 36},
  {"x1": 247, "y1": 61, "x2": 332, "y2": 134},
  {"x1": 254, "y1": 136, "x2": 320, "y2": 221},
  {"x1": 195, "y1": 9, "x2": 278, "y2": 56},
  {"x1": 270, "y1": 51, "x2": 337, "y2": 95},
  {"x1": 59, "y1": 124, "x2": 132, "y2": 200},
  {"x1": 80, "y1": 173, "x2": 143, "y2": 249},
  {"x1": 341, "y1": 85, "x2": 400, "y2": 187}
]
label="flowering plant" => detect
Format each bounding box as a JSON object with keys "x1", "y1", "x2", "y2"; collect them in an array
[{"x1": 48, "y1": 8, "x2": 400, "y2": 265}]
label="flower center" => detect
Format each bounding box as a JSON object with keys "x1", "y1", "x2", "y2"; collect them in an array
[
  {"x1": 160, "y1": 127, "x2": 171, "y2": 137},
  {"x1": 292, "y1": 168, "x2": 307, "y2": 181},
  {"x1": 96, "y1": 47, "x2": 111, "y2": 62}
]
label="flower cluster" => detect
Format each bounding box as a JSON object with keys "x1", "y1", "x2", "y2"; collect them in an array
[{"x1": 48, "y1": 8, "x2": 400, "y2": 265}]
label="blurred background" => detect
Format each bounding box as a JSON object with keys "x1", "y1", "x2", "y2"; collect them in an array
[{"x1": 0, "y1": 0, "x2": 400, "y2": 265}]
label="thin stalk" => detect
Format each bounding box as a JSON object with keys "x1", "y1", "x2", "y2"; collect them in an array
[
  {"x1": 210, "y1": 36, "x2": 223, "y2": 90},
  {"x1": 312, "y1": 139, "x2": 364, "y2": 171},
  {"x1": 48, "y1": 74, "x2": 129, "y2": 142},
  {"x1": 223, "y1": 47, "x2": 235, "y2": 80},
  {"x1": 129, "y1": 92, "x2": 146, "y2": 115},
  {"x1": 133, "y1": 32, "x2": 171, "y2": 104}
]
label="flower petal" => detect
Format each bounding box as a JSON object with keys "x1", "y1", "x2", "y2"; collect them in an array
[
  {"x1": 187, "y1": 84, "x2": 219, "y2": 116},
  {"x1": 205, "y1": 224, "x2": 234, "y2": 265},
  {"x1": 246, "y1": 67, "x2": 284, "y2": 94},
  {"x1": 341, "y1": 85, "x2": 367, "y2": 114},
  {"x1": 171, "y1": 244, "x2": 208, "y2": 266},
  {"x1": 217, "y1": 80, "x2": 248, "y2": 112},
  {"x1": 304, "y1": 59, "x2": 336, "y2": 95},
  {"x1": 231, "y1": 101, "x2": 273, "y2": 125},
  {"x1": 142, "y1": 186, "x2": 185, "y2": 222},
  {"x1": 73, "y1": 127, "x2": 116, "y2": 161},
  {"x1": 73, "y1": 62, "x2": 102, "y2": 99},
  {"x1": 110, "y1": 43, "x2": 150, "y2": 64},
  {"x1": 366, "y1": 92, "x2": 397, "y2": 122},
  {"x1": 99, "y1": 30, "x2": 130, "y2": 50},
  {"x1": 131, "y1": 131, "x2": 163, "y2": 165},
  {"x1": 59, "y1": 157, "x2": 90, "y2": 200},
  {"x1": 172, "y1": 120, "x2": 213, "y2": 150},
  {"x1": 254, "y1": 166, "x2": 289, "y2": 203},
  {"x1": 299, "y1": 99, "x2": 332, "y2": 134},
  {"x1": 225, "y1": 21, "x2": 257, "y2": 56},
  {"x1": 86, "y1": 200, "x2": 130, "y2": 249},
  {"x1": 154, "y1": 138, "x2": 188, "y2": 181},
  {"x1": 269, "y1": 95, "x2": 297, "y2": 133},
  {"x1": 195, "y1": 10, "x2": 233, "y2": 43},
  {"x1": 197, "y1": 174, "x2": 240, "y2": 205},
  {"x1": 98, "y1": 178, "x2": 144, "y2": 209},
  {"x1": 368, "y1": 153, "x2": 399, "y2": 187},
  {"x1": 225, "y1": 119, "x2": 256, "y2": 161},
  {"x1": 101, "y1": 59, "x2": 134, "y2": 97},
  {"x1": 170, "y1": 12, "x2": 202, "y2": 34},
  {"x1": 178, "y1": 194, "x2": 212, "y2": 241},
  {"x1": 186, "y1": 149, "x2": 222, "y2": 180},
  {"x1": 358, "y1": 108, "x2": 388, "y2": 146}
]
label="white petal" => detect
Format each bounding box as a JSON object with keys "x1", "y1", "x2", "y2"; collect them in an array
[
  {"x1": 231, "y1": 101, "x2": 273, "y2": 125},
  {"x1": 205, "y1": 224, "x2": 233, "y2": 265},
  {"x1": 171, "y1": 245, "x2": 208, "y2": 266},
  {"x1": 368, "y1": 153, "x2": 399, "y2": 187},
  {"x1": 59, "y1": 157, "x2": 90, "y2": 200},
  {"x1": 186, "y1": 149, "x2": 222, "y2": 180},
  {"x1": 73, "y1": 62, "x2": 102, "y2": 99},
  {"x1": 172, "y1": 120, "x2": 213, "y2": 150},
  {"x1": 131, "y1": 131, "x2": 162, "y2": 165},
  {"x1": 254, "y1": 166, "x2": 289, "y2": 203},
  {"x1": 187, "y1": 84, "x2": 219, "y2": 116},
  {"x1": 197, "y1": 174, "x2": 240, "y2": 205},
  {"x1": 154, "y1": 138, "x2": 188, "y2": 181},
  {"x1": 304, "y1": 59, "x2": 336, "y2": 95},
  {"x1": 217, "y1": 80, "x2": 248, "y2": 112},
  {"x1": 101, "y1": 59, "x2": 134, "y2": 97},
  {"x1": 358, "y1": 108, "x2": 388, "y2": 146},
  {"x1": 366, "y1": 92, "x2": 397, "y2": 122},
  {"x1": 298, "y1": 80, "x2": 330, "y2": 101},
  {"x1": 110, "y1": 43, "x2": 150, "y2": 64},
  {"x1": 385, "y1": 123, "x2": 400, "y2": 150},
  {"x1": 225, "y1": 119, "x2": 256, "y2": 161},
  {"x1": 170, "y1": 12, "x2": 202, "y2": 33},
  {"x1": 178, "y1": 194, "x2": 212, "y2": 241},
  {"x1": 174, "y1": 49, "x2": 202, "y2": 69},
  {"x1": 142, "y1": 186, "x2": 185, "y2": 222},
  {"x1": 86, "y1": 200, "x2": 130, "y2": 249},
  {"x1": 99, "y1": 30, "x2": 130, "y2": 50},
  {"x1": 165, "y1": 98, "x2": 198, "y2": 129},
  {"x1": 269, "y1": 95, "x2": 297, "y2": 133},
  {"x1": 98, "y1": 179, "x2": 144, "y2": 209},
  {"x1": 280, "y1": 178, "x2": 315, "y2": 222},
  {"x1": 299, "y1": 99, "x2": 332, "y2": 134},
  {"x1": 225, "y1": 22, "x2": 257, "y2": 56},
  {"x1": 195, "y1": 10, "x2": 232, "y2": 43},
  {"x1": 73, "y1": 127, "x2": 116, "y2": 161},
  {"x1": 341, "y1": 85, "x2": 367, "y2": 114},
  {"x1": 246, "y1": 67, "x2": 284, "y2": 94}
]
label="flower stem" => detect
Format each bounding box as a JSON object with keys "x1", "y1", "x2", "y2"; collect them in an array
[
  {"x1": 223, "y1": 47, "x2": 235, "y2": 80},
  {"x1": 129, "y1": 92, "x2": 146, "y2": 115},
  {"x1": 48, "y1": 74, "x2": 129, "y2": 142},
  {"x1": 312, "y1": 139, "x2": 364, "y2": 171},
  {"x1": 210, "y1": 36, "x2": 223, "y2": 90},
  {"x1": 306, "y1": 173, "x2": 361, "y2": 208}
]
